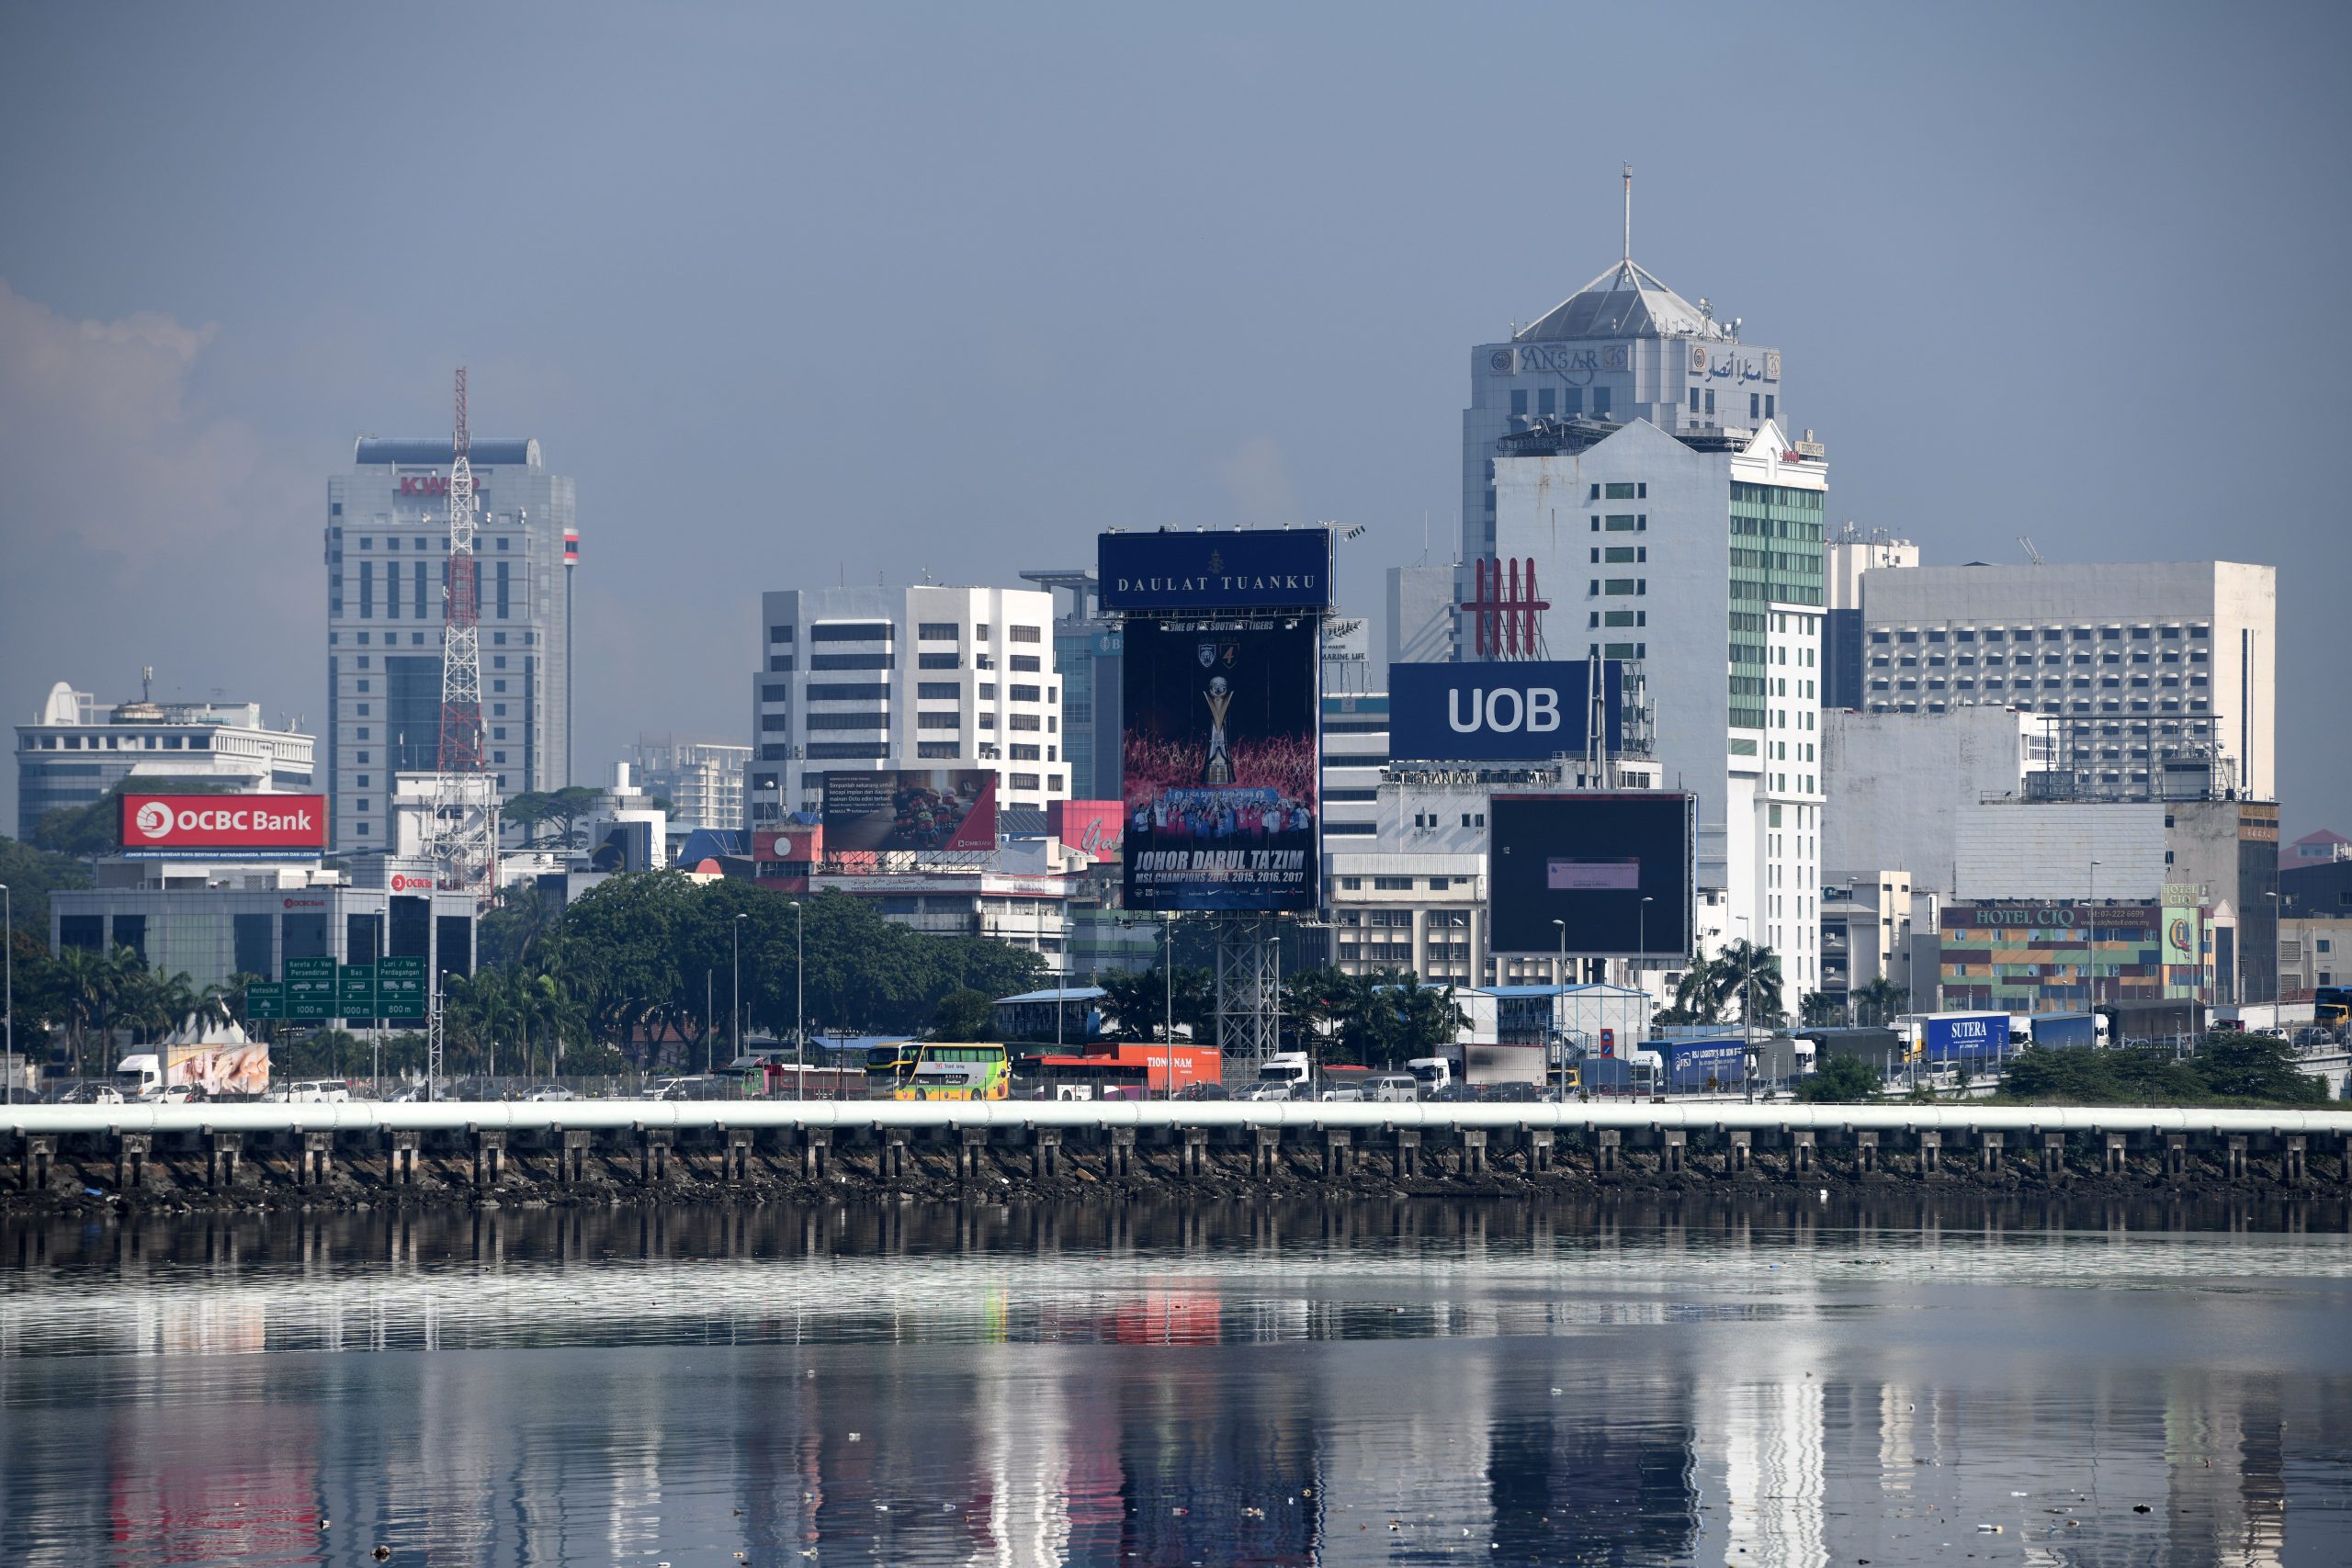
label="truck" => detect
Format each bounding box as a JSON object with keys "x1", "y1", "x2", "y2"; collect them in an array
[
  {"x1": 1405, "y1": 1042, "x2": 1549, "y2": 1099},
  {"x1": 1902, "y1": 1011, "x2": 2011, "y2": 1068},
  {"x1": 1658, "y1": 1038, "x2": 1747, "y2": 1093},
  {"x1": 2012, "y1": 1011, "x2": 2105, "y2": 1049}
]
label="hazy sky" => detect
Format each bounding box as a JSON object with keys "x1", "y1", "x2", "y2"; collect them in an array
[{"x1": 3, "y1": 3, "x2": 2346, "y2": 837}]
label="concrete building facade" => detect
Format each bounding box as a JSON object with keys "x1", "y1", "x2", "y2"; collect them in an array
[
  {"x1": 324, "y1": 436, "x2": 577, "y2": 853},
  {"x1": 1856, "y1": 559, "x2": 2275, "y2": 802},
  {"x1": 628, "y1": 736, "x2": 749, "y2": 832},
  {"x1": 749, "y1": 585, "x2": 1069, "y2": 826},
  {"x1": 1820, "y1": 706, "x2": 2049, "y2": 891},
  {"x1": 16, "y1": 682, "x2": 314, "y2": 841}
]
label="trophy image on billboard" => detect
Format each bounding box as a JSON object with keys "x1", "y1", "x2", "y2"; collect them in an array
[{"x1": 1201, "y1": 675, "x2": 1235, "y2": 784}]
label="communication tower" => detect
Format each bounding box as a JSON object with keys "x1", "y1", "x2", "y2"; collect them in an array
[{"x1": 426, "y1": 368, "x2": 497, "y2": 900}]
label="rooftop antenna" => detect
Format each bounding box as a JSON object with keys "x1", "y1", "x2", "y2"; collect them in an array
[
  {"x1": 1622, "y1": 163, "x2": 1633, "y2": 263},
  {"x1": 141, "y1": 665, "x2": 153, "y2": 702},
  {"x1": 2018, "y1": 536, "x2": 2044, "y2": 566}
]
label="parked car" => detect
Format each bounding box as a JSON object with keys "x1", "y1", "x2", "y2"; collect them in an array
[
  {"x1": 1236, "y1": 1082, "x2": 1295, "y2": 1102},
  {"x1": 522, "y1": 1085, "x2": 577, "y2": 1102},
  {"x1": 651, "y1": 1076, "x2": 721, "y2": 1101},
  {"x1": 1366, "y1": 1074, "x2": 1419, "y2": 1103},
  {"x1": 56, "y1": 1082, "x2": 124, "y2": 1105},
  {"x1": 1316, "y1": 1084, "x2": 1366, "y2": 1103},
  {"x1": 275, "y1": 1079, "x2": 352, "y2": 1104},
  {"x1": 1173, "y1": 1082, "x2": 1230, "y2": 1100}
]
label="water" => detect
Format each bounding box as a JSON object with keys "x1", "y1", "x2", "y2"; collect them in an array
[{"x1": 5, "y1": 1193, "x2": 2351, "y2": 1565}]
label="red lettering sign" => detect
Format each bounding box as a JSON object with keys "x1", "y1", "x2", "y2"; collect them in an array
[
  {"x1": 396, "y1": 473, "x2": 488, "y2": 498},
  {"x1": 120, "y1": 794, "x2": 328, "y2": 852}
]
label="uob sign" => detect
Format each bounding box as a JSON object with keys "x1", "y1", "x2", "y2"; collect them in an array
[{"x1": 1389, "y1": 660, "x2": 1624, "y2": 763}]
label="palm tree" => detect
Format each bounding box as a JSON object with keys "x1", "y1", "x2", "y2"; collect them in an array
[
  {"x1": 51, "y1": 946, "x2": 114, "y2": 1076},
  {"x1": 1653, "y1": 956, "x2": 1726, "y2": 1027},
  {"x1": 1713, "y1": 941, "x2": 1786, "y2": 1028},
  {"x1": 1853, "y1": 976, "x2": 1909, "y2": 1027}
]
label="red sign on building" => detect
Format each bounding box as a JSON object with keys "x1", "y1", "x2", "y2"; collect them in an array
[
  {"x1": 752, "y1": 826, "x2": 823, "y2": 864},
  {"x1": 1051, "y1": 799, "x2": 1125, "y2": 861},
  {"x1": 119, "y1": 795, "x2": 328, "y2": 854}
]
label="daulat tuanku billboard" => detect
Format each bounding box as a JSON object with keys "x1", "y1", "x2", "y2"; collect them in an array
[
  {"x1": 1104, "y1": 528, "x2": 1330, "y2": 913},
  {"x1": 1487, "y1": 792, "x2": 1694, "y2": 956},
  {"x1": 820, "y1": 770, "x2": 999, "y2": 853},
  {"x1": 1386, "y1": 660, "x2": 1627, "y2": 764}
]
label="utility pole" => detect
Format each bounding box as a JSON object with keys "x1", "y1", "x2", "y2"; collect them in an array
[
  {"x1": 1163, "y1": 914, "x2": 1175, "y2": 1101},
  {"x1": 1, "y1": 883, "x2": 11, "y2": 1107},
  {"x1": 729, "y1": 912, "x2": 746, "y2": 1077},
  {"x1": 789, "y1": 901, "x2": 804, "y2": 1083}
]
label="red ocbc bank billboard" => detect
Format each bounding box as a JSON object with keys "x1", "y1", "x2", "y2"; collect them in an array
[{"x1": 119, "y1": 794, "x2": 328, "y2": 857}]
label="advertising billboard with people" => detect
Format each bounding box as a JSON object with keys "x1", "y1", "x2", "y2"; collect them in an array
[{"x1": 1120, "y1": 618, "x2": 1319, "y2": 910}]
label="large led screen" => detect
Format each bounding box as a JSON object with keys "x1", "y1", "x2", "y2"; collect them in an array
[
  {"x1": 1121, "y1": 618, "x2": 1319, "y2": 911},
  {"x1": 820, "y1": 770, "x2": 999, "y2": 852},
  {"x1": 1487, "y1": 792, "x2": 1693, "y2": 955}
]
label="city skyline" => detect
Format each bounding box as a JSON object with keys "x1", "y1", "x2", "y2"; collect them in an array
[{"x1": 2, "y1": 4, "x2": 2347, "y2": 840}]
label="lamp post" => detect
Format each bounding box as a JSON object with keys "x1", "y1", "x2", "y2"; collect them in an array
[
  {"x1": 2086, "y1": 860, "x2": 2101, "y2": 1009},
  {"x1": 1735, "y1": 914, "x2": 1754, "y2": 1103},
  {"x1": 1638, "y1": 896, "x2": 1653, "y2": 998},
  {"x1": 1163, "y1": 913, "x2": 1175, "y2": 1101},
  {"x1": 1553, "y1": 918, "x2": 1567, "y2": 1067},
  {"x1": 729, "y1": 911, "x2": 746, "y2": 1077},
  {"x1": 787, "y1": 901, "x2": 805, "y2": 1081},
  {"x1": 1, "y1": 882, "x2": 11, "y2": 1107}
]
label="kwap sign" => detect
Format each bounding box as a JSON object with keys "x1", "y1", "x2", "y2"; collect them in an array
[
  {"x1": 395, "y1": 470, "x2": 489, "y2": 499},
  {"x1": 1387, "y1": 660, "x2": 1625, "y2": 763},
  {"x1": 119, "y1": 794, "x2": 327, "y2": 856}
]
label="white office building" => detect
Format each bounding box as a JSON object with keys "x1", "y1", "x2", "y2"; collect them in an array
[
  {"x1": 628, "y1": 736, "x2": 749, "y2": 831},
  {"x1": 749, "y1": 585, "x2": 1069, "y2": 824},
  {"x1": 1855, "y1": 559, "x2": 2276, "y2": 801},
  {"x1": 323, "y1": 436, "x2": 579, "y2": 853},
  {"x1": 16, "y1": 681, "x2": 314, "y2": 840}
]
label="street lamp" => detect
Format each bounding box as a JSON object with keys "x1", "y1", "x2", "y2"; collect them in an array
[
  {"x1": 1735, "y1": 914, "x2": 1754, "y2": 1102},
  {"x1": 1163, "y1": 913, "x2": 1175, "y2": 1101},
  {"x1": 787, "y1": 901, "x2": 805, "y2": 1082},
  {"x1": 729, "y1": 911, "x2": 747, "y2": 1077},
  {"x1": 2086, "y1": 860, "x2": 2102, "y2": 1009},
  {"x1": 1638, "y1": 896, "x2": 1654, "y2": 992},
  {"x1": 1553, "y1": 918, "x2": 1567, "y2": 1066},
  {"x1": 1, "y1": 882, "x2": 12, "y2": 1107}
]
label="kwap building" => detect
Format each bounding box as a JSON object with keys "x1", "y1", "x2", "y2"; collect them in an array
[
  {"x1": 51, "y1": 790, "x2": 477, "y2": 1004},
  {"x1": 1461, "y1": 243, "x2": 1826, "y2": 1016}
]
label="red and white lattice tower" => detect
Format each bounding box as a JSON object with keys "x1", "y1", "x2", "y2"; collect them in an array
[
  {"x1": 427, "y1": 368, "x2": 496, "y2": 899},
  {"x1": 1460, "y1": 557, "x2": 1551, "y2": 660}
]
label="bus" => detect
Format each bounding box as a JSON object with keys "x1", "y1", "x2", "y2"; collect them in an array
[
  {"x1": 891, "y1": 1043, "x2": 1012, "y2": 1101},
  {"x1": 2317, "y1": 986, "x2": 2351, "y2": 1032},
  {"x1": 865, "y1": 1043, "x2": 922, "y2": 1095}
]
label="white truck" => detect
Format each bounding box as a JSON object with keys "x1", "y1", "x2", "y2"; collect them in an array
[{"x1": 1245, "y1": 1052, "x2": 1313, "y2": 1100}]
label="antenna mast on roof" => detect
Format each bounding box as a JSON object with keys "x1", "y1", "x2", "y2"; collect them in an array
[{"x1": 1622, "y1": 163, "x2": 1633, "y2": 262}]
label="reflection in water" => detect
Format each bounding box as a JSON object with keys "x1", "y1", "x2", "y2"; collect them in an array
[{"x1": 0, "y1": 1192, "x2": 2348, "y2": 1567}]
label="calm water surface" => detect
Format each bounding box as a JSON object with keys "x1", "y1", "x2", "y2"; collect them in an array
[{"x1": 3, "y1": 1192, "x2": 2350, "y2": 1566}]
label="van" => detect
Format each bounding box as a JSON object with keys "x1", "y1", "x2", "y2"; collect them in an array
[
  {"x1": 281, "y1": 1079, "x2": 351, "y2": 1104},
  {"x1": 1367, "y1": 1073, "x2": 1419, "y2": 1103}
]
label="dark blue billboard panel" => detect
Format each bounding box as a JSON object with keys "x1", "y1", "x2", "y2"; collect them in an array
[
  {"x1": 1388, "y1": 660, "x2": 1626, "y2": 763},
  {"x1": 1098, "y1": 528, "x2": 1334, "y2": 613},
  {"x1": 1488, "y1": 792, "x2": 1694, "y2": 956},
  {"x1": 1662, "y1": 1039, "x2": 1746, "y2": 1091},
  {"x1": 1121, "y1": 618, "x2": 1319, "y2": 911}
]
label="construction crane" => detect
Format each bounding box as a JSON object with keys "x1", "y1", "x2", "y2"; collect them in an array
[{"x1": 426, "y1": 368, "x2": 496, "y2": 900}]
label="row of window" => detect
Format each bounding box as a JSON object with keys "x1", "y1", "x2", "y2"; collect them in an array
[
  {"x1": 1873, "y1": 624, "x2": 2210, "y2": 645},
  {"x1": 352, "y1": 536, "x2": 521, "y2": 552},
  {"x1": 1505, "y1": 387, "x2": 1614, "y2": 419}
]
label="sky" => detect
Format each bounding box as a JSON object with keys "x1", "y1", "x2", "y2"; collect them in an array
[{"x1": 2, "y1": 2, "x2": 2347, "y2": 839}]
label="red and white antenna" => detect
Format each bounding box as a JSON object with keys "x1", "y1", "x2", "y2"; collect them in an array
[{"x1": 427, "y1": 367, "x2": 495, "y2": 898}]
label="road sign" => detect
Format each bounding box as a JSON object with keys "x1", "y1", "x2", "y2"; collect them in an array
[
  {"x1": 337, "y1": 963, "x2": 378, "y2": 1019},
  {"x1": 377, "y1": 955, "x2": 427, "y2": 1017},
  {"x1": 244, "y1": 982, "x2": 286, "y2": 1020},
  {"x1": 286, "y1": 956, "x2": 337, "y2": 1021}
]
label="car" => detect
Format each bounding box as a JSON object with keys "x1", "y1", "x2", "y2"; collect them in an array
[
  {"x1": 651, "y1": 1076, "x2": 720, "y2": 1101},
  {"x1": 1172, "y1": 1082, "x2": 1230, "y2": 1100},
  {"x1": 141, "y1": 1085, "x2": 204, "y2": 1105},
  {"x1": 1236, "y1": 1082, "x2": 1295, "y2": 1102},
  {"x1": 522, "y1": 1086, "x2": 577, "y2": 1102},
  {"x1": 278, "y1": 1079, "x2": 353, "y2": 1104},
  {"x1": 56, "y1": 1083, "x2": 124, "y2": 1105},
  {"x1": 1479, "y1": 1081, "x2": 1550, "y2": 1103},
  {"x1": 1316, "y1": 1084, "x2": 1366, "y2": 1103}
]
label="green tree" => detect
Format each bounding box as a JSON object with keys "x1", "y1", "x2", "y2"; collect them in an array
[
  {"x1": 1653, "y1": 956, "x2": 1725, "y2": 1027},
  {"x1": 30, "y1": 778, "x2": 243, "y2": 859},
  {"x1": 1800, "y1": 989, "x2": 1845, "y2": 1028},
  {"x1": 1713, "y1": 942, "x2": 1786, "y2": 1027},
  {"x1": 1853, "y1": 976, "x2": 1909, "y2": 1027},
  {"x1": 0, "y1": 836, "x2": 93, "y2": 931},
  {"x1": 1795, "y1": 1052, "x2": 1883, "y2": 1102},
  {"x1": 929, "y1": 988, "x2": 997, "y2": 1041},
  {"x1": 2193, "y1": 1032, "x2": 2326, "y2": 1104},
  {"x1": 1098, "y1": 964, "x2": 1213, "y2": 1042}
]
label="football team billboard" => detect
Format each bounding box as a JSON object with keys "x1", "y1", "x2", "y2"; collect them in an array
[
  {"x1": 1387, "y1": 660, "x2": 1626, "y2": 763},
  {"x1": 1098, "y1": 528, "x2": 1334, "y2": 613},
  {"x1": 1487, "y1": 792, "x2": 1694, "y2": 955},
  {"x1": 1121, "y1": 618, "x2": 1319, "y2": 911},
  {"x1": 820, "y1": 770, "x2": 999, "y2": 853},
  {"x1": 119, "y1": 794, "x2": 328, "y2": 857}
]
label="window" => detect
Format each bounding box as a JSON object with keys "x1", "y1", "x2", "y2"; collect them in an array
[
  {"x1": 917, "y1": 652, "x2": 959, "y2": 671},
  {"x1": 1591, "y1": 386, "x2": 1611, "y2": 415},
  {"x1": 1703, "y1": 389, "x2": 1715, "y2": 414},
  {"x1": 1011, "y1": 626, "x2": 1042, "y2": 643},
  {"x1": 812, "y1": 652, "x2": 892, "y2": 671},
  {"x1": 1010, "y1": 744, "x2": 1041, "y2": 761},
  {"x1": 1011, "y1": 654, "x2": 1041, "y2": 672},
  {"x1": 1010, "y1": 714, "x2": 1041, "y2": 730},
  {"x1": 1010, "y1": 773, "x2": 1040, "y2": 790},
  {"x1": 917, "y1": 682, "x2": 959, "y2": 699},
  {"x1": 1764, "y1": 395, "x2": 1774, "y2": 420},
  {"x1": 917, "y1": 741, "x2": 958, "y2": 759},
  {"x1": 1510, "y1": 389, "x2": 1528, "y2": 416},
  {"x1": 1010, "y1": 683, "x2": 1041, "y2": 702},
  {"x1": 811, "y1": 622, "x2": 891, "y2": 641},
  {"x1": 762, "y1": 683, "x2": 790, "y2": 702},
  {"x1": 768, "y1": 655, "x2": 795, "y2": 673},
  {"x1": 1603, "y1": 481, "x2": 1636, "y2": 500},
  {"x1": 806, "y1": 711, "x2": 888, "y2": 729},
  {"x1": 918, "y1": 713, "x2": 960, "y2": 729},
  {"x1": 1605, "y1": 514, "x2": 1637, "y2": 532},
  {"x1": 916, "y1": 623, "x2": 958, "y2": 640},
  {"x1": 807, "y1": 682, "x2": 889, "y2": 702},
  {"x1": 1689, "y1": 386, "x2": 1701, "y2": 412}
]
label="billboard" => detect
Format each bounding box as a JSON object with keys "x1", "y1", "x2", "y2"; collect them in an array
[
  {"x1": 1387, "y1": 660, "x2": 1625, "y2": 763},
  {"x1": 1487, "y1": 792, "x2": 1694, "y2": 955},
  {"x1": 1121, "y1": 618, "x2": 1319, "y2": 911},
  {"x1": 752, "y1": 826, "x2": 823, "y2": 864},
  {"x1": 119, "y1": 794, "x2": 327, "y2": 856},
  {"x1": 820, "y1": 770, "x2": 998, "y2": 853},
  {"x1": 1098, "y1": 528, "x2": 1334, "y2": 613},
  {"x1": 1050, "y1": 799, "x2": 1125, "y2": 861}
]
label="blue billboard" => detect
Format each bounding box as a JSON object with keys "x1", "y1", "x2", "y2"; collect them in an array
[
  {"x1": 1662, "y1": 1039, "x2": 1747, "y2": 1091},
  {"x1": 1388, "y1": 660, "x2": 1625, "y2": 763},
  {"x1": 1098, "y1": 528, "x2": 1334, "y2": 613},
  {"x1": 1919, "y1": 1012, "x2": 2010, "y2": 1064}
]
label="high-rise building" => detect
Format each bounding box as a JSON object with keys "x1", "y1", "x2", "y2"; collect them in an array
[
  {"x1": 1823, "y1": 527, "x2": 1917, "y2": 711},
  {"x1": 15, "y1": 680, "x2": 314, "y2": 840},
  {"x1": 1019, "y1": 568, "x2": 1122, "y2": 803},
  {"x1": 323, "y1": 436, "x2": 577, "y2": 853},
  {"x1": 1854, "y1": 559, "x2": 2276, "y2": 801},
  {"x1": 1482, "y1": 415, "x2": 1826, "y2": 1016},
  {"x1": 628, "y1": 736, "x2": 750, "y2": 831},
  {"x1": 748, "y1": 584, "x2": 1069, "y2": 823}
]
